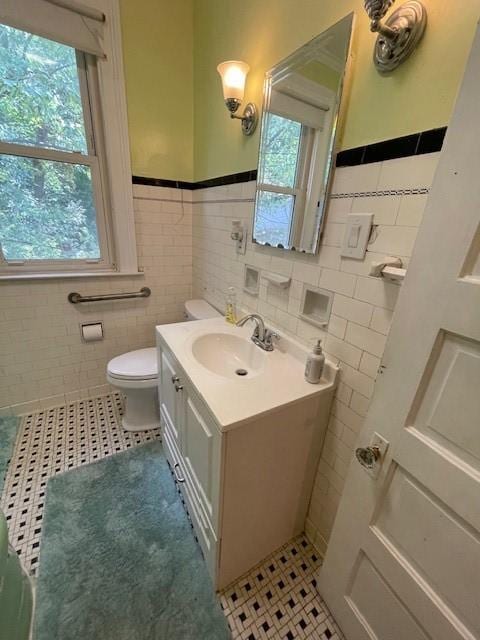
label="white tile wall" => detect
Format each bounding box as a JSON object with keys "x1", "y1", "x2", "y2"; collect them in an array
[
  {"x1": 0, "y1": 151, "x2": 440, "y2": 555},
  {"x1": 192, "y1": 153, "x2": 439, "y2": 553},
  {"x1": 0, "y1": 185, "x2": 192, "y2": 415}
]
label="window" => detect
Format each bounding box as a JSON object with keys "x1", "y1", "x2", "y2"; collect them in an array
[
  {"x1": 0, "y1": 0, "x2": 137, "y2": 278},
  {"x1": 0, "y1": 25, "x2": 112, "y2": 272},
  {"x1": 254, "y1": 112, "x2": 314, "y2": 248}
]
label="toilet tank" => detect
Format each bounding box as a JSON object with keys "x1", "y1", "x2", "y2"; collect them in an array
[{"x1": 184, "y1": 299, "x2": 221, "y2": 321}]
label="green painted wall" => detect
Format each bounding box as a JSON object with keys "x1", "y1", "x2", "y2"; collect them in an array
[
  {"x1": 120, "y1": 0, "x2": 194, "y2": 181},
  {"x1": 298, "y1": 61, "x2": 341, "y2": 94},
  {"x1": 118, "y1": 0, "x2": 480, "y2": 182},
  {"x1": 193, "y1": 0, "x2": 480, "y2": 181}
]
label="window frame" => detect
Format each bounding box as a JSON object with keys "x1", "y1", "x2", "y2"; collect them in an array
[
  {"x1": 256, "y1": 114, "x2": 316, "y2": 247},
  {"x1": 0, "y1": 48, "x2": 114, "y2": 273},
  {"x1": 0, "y1": 0, "x2": 138, "y2": 280}
]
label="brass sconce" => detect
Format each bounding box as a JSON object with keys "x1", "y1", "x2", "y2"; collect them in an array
[
  {"x1": 217, "y1": 60, "x2": 257, "y2": 136},
  {"x1": 364, "y1": 0, "x2": 427, "y2": 73}
]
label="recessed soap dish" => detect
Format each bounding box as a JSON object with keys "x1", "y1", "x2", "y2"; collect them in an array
[
  {"x1": 243, "y1": 265, "x2": 260, "y2": 296},
  {"x1": 300, "y1": 286, "x2": 333, "y2": 328},
  {"x1": 261, "y1": 271, "x2": 291, "y2": 288}
]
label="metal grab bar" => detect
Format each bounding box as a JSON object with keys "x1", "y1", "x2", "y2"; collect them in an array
[{"x1": 68, "y1": 287, "x2": 151, "y2": 304}]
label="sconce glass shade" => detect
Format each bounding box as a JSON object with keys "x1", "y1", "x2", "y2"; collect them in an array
[
  {"x1": 216, "y1": 59, "x2": 257, "y2": 136},
  {"x1": 217, "y1": 60, "x2": 250, "y2": 102}
]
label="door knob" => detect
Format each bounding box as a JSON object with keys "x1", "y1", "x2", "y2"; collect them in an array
[
  {"x1": 174, "y1": 384, "x2": 183, "y2": 392},
  {"x1": 171, "y1": 375, "x2": 180, "y2": 383},
  {"x1": 355, "y1": 445, "x2": 381, "y2": 469}
]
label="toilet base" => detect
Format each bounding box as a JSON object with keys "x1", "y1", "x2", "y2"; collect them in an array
[
  {"x1": 119, "y1": 386, "x2": 160, "y2": 432},
  {"x1": 122, "y1": 416, "x2": 160, "y2": 432}
]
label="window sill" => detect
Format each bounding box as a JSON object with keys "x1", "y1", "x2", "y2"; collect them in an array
[{"x1": 0, "y1": 270, "x2": 145, "y2": 281}]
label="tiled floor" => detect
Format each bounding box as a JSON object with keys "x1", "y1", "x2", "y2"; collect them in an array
[
  {"x1": 219, "y1": 536, "x2": 344, "y2": 640},
  {"x1": 1, "y1": 393, "x2": 343, "y2": 640},
  {"x1": 0, "y1": 393, "x2": 160, "y2": 575}
]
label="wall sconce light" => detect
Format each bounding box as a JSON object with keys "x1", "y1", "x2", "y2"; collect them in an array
[
  {"x1": 217, "y1": 60, "x2": 257, "y2": 136},
  {"x1": 364, "y1": 1, "x2": 427, "y2": 73}
]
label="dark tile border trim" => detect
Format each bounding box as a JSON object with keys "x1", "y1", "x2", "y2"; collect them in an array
[
  {"x1": 132, "y1": 175, "x2": 195, "y2": 190},
  {"x1": 192, "y1": 169, "x2": 257, "y2": 190},
  {"x1": 132, "y1": 128, "x2": 446, "y2": 189},
  {"x1": 336, "y1": 127, "x2": 447, "y2": 167},
  {"x1": 132, "y1": 169, "x2": 257, "y2": 191}
]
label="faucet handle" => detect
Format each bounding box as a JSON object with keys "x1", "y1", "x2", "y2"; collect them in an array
[{"x1": 264, "y1": 328, "x2": 280, "y2": 348}]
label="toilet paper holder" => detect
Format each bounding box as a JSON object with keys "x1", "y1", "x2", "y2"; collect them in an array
[{"x1": 80, "y1": 321, "x2": 104, "y2": 343}]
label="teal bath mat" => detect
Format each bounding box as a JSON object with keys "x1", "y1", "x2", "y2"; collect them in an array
[{"x1": 34, "y1": 441, "x2": 230, "y2": 640}]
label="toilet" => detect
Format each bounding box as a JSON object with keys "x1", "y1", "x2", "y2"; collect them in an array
[{"x1": 107, "y1": 299, "x2": 221, "y2": 431}]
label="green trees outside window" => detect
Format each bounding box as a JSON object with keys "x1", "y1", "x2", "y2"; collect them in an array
[{"x1": 0, "y1": 25, "x2": 101, "y2": 262}]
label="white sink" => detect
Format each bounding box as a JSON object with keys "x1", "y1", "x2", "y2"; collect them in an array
[
  {"x1": 156, "y1": 317, "x2": 338, "y2": 431},
  {"x1": 191, "y1": 332, "x2": 265, "y2": 379}
]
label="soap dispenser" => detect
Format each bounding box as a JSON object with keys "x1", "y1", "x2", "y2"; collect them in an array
[
  {"x1": 225, "y1": 287, "x2": 237, "y2": 324},
  {"x1": 305, "y1": 339, "x2": 325, "y2": 384}
]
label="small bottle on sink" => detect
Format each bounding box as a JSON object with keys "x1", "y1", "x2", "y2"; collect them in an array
[
  {"x1": 225, "y1": 287, "x2": 237, "y2": 324},
  {"x1": 305, "y1": 339, "x2": 325, "y2": 384}
]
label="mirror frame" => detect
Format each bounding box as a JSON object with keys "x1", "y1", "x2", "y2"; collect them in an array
[{"x1": 252, "y1": 13, "x2": 355, "y2": 254}]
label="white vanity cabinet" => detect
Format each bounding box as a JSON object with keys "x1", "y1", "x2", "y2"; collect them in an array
[
  {"x1": 157, "y1": 325, "x2": 337, "y2": 591},
  {"x1": 159, "y1": 347, "x2": 221, "y2": 578}
]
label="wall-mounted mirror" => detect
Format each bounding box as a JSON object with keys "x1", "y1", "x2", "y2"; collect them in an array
[{"x1": 252, "y1": 14, "x2": 354, "y2": 254}]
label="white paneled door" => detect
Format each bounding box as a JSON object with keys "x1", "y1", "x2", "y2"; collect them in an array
[{"x1": 318, "y1": 23, "x2": 480, "y2": 640}]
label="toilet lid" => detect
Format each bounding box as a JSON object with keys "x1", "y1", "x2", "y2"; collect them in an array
[{"x1": 107, "y1": 347, "x2": 157, "y2": 380}]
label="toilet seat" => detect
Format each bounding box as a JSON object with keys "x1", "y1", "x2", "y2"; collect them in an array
[{"x1": 107, "y1": 347, "x2": 157, "y2": 381}]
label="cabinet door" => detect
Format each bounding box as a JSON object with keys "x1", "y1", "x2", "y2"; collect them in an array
[
  {"x1": 182, "y1": 391, "x2": 221, "y2": 532},
  {"x1": 162, "y1": 424, "x2": 218, "y2": 581},
  {"x1": 159, "y1": 349, "x2": 182, "y2": 448}
]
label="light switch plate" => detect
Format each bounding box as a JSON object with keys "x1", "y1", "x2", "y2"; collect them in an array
[{"x1": 340, "y1": 214, "x2": 373, "y2": 259}]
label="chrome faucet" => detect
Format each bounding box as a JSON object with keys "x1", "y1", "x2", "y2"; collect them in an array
[{"x1": 236, "y1": 314, "x2": 279, "y2": 351}]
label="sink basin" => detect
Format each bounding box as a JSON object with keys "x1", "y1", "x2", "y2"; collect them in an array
[{"x1": 191, "y1": 332, "x2": 265, "y2": 379}]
